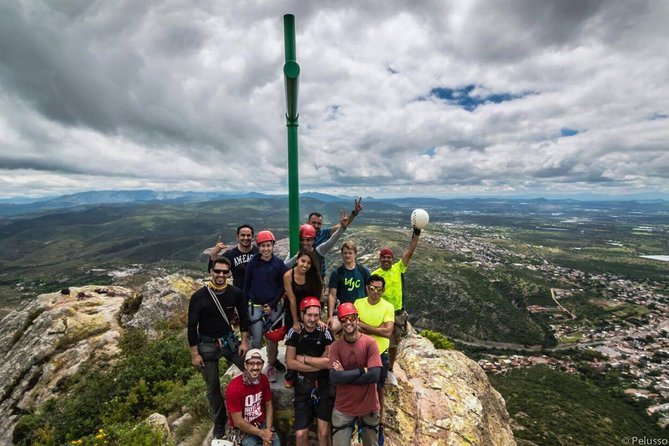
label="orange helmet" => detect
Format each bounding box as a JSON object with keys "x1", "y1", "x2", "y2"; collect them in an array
[
  {"x1": 300, "y1": 296, "x2": 321, "y2": 312},
  {"x1": 299, "y1": 224, "x2": 317, "y2": 239},
  {"x1": 256, "y1": 230, "x2": 275, "y2": 244},
  {"x1": 337, "y1": 302, "x2": 358, "y2": 319}
]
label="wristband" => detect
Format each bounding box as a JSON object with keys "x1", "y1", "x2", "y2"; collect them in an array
[
  {"x1": 413, "y1": 227, "x2": 421, "y2": 236},
  {"x1": 352, "y1": 209, "x2": 359, "y2": 216},
  {"x1": 359, "y1": 367, "x2": 366, "y2": 375}
]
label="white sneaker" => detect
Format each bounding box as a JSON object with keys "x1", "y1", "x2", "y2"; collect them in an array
[
  {"x1": 267, "y1": 365, "x2": 278, "y2": 383},
  {"x1": 386, "y1": 371, "x2": 398, "y2": 386}
]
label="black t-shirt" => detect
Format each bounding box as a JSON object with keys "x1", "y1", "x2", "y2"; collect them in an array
[
  {"x1": 187, "y1": 285, "x2": 248, "y2": 346},
  {"x1": 285, "y1": 325, "x2": 333, "y2": 383},
  {"x1": 208, "y1": 245, "x2": 259, "y2": 288}
]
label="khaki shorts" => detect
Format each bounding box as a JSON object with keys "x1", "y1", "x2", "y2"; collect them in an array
[{"x1": 391, "y1": 310, "x2": 409, "y2": 347}]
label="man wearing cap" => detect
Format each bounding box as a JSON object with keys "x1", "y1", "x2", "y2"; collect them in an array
[
  {"x1": 329, "y1": 303, "x2": 382, "y2": 446},
  {"x1": 372, "y1": 226, "x2": 421, "y2": 386},
  {"x1": 285, "y1": 297, "x2": 334, "y2": 446},
  {"x1": 208, "y1": 224, "x2": 259, "y2": 288},
  {"x1": 244, "y1": 230, "x2": 287, "y2": 382},
  {"x1": 188, "y1": 257, "x2": 250, "y2": 439},
  {"x1": 355, "y1": 275, "x2": 395, "y2": 444},
  {"x1": 225, "y1": 349, "x2": 281, "y2": 446}
]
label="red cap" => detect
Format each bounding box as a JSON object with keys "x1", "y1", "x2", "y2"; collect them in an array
[{"x1": 379, "y1": 247, "x2": 394, "y2": 258}]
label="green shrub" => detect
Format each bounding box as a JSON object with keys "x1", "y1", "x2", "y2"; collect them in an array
[
  {"x1": 421, "y1": 330, "x2": 456, "y2": 350},
  {"x1": 15, "y1": 330, "x2": 198, "y2": 445}
]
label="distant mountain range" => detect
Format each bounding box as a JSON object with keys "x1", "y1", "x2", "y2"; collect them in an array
[{"x1": 0, "y1": 189, "x2": 667, "y2": 218}]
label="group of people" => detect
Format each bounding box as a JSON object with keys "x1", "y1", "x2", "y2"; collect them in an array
[{"x1": 187, "y1": 198, "x2": 422, "y2": 446}]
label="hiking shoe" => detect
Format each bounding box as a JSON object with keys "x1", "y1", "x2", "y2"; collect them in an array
[
  {"x1": 387, "y1": 371, "x2": 398, "y2": 386},
  {"x1": 274, "y1": 359, "x2": 287, "y2": 372},
  {"x1": 378, "y1": 424, "x2": 385, "y2": 445},
  {"x1": 267, "y1": 366, "x2": 278, "y2": 383},
  {"x1": 284, "y1": 370, "x2": 295, "y2": 388},
  {"x1": 213, "y1": 423, "x2": 226, "y2": 439}
]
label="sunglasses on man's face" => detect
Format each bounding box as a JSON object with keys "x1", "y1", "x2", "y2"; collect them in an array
[
  {"x1": 340, "y1": 315, "x2": 357, "y2": 324},
  {"x1": 368, "y1": 284, "x2": 384, "y2": 292},
  {"x1": 212, "y1": 268, "x2": 231, "y2": 275}
]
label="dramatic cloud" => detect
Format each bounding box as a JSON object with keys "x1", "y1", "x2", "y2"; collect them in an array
[{"x1": 0, "y1": 0, "x2": 667, "y2": 198}]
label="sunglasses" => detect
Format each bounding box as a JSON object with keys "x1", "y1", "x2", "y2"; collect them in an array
[
  {"x1": 340, "y1": 314, "x2": 357, "y2": 324},
  {"x1": 368, "y1": 285, "x2": 384, "y2": 292},
  {"x1": 212, "y1": 269, "x2": 231, "y2": 275}
]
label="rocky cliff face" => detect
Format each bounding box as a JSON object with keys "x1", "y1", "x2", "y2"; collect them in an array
[
  {"x1": 0, "y1": 275, "x2": 515, "y2": 446},
  {"x1": 0, "y1": 285, "x2": 129, "y2": 445},
  {"x1": 384, "y1": 332, "x2": 516, "y2": 445}
]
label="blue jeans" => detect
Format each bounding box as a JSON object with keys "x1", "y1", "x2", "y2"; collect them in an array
[
  {"x1": 240, "y1": 421, "x2": 281, "y2": 446},
  {"x1": 248, "y1": 300, "x2": 285, "y2": 349}
]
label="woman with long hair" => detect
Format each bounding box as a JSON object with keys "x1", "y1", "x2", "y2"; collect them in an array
[{"x1": 283, "y1": 249, "x2": 323, "y2": 333}]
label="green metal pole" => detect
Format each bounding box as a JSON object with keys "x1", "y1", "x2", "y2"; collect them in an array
[{"x1": 284, "y1": 14, "x2": 301, "y2": 256}]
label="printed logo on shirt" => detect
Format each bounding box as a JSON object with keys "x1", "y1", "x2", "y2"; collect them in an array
[
  {"x1": 244, "y1": 391, "x2": 263, "y2": 422},
  {"x1": 234, "y1": 254, "x2": 254, "y2": 267},
  {"x1": 344, "y1": 277, "x2": 361, "y2": 292}
]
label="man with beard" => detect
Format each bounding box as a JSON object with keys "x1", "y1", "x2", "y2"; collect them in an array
[
  {"x1": 188, "y1": 257, "x2": 249, "y2": 439},
  {"x1": 208, "y1": 224, "x2": 259, "y2": 288},
  {"x1": 329, "y1": 303, "x2": 382, "y2": 446},
  {"x1": 285, "y1": 297, "x2": 333, "y2": 446},
  {"x1": 225, "y1": 349, "x2": 280, "y2": 446}
]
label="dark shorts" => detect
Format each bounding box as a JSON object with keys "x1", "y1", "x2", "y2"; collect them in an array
[
  {"x1": 391, "y1": 310, "x2": 409, "y2": 347},
  {"x1": 378, "y1": 351, "x2": 390, "y2": 389},
  {"x1": 293, "y1": 379, "x2": 333, "y2": 430}
]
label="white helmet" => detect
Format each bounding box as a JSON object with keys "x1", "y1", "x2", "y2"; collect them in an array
[{"x1": 211, "y1": 439, "x2": 235, "y2": 446}]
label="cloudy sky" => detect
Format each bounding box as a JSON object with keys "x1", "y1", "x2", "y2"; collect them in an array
[{"x1": 1, "y1": 0, "x2": 668, "y2": 199}]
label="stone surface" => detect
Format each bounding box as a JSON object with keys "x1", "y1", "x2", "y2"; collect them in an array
[
  {"x1": 383, "y1": 330, "x2": 517, "y2": 446},
  {"x1": 121, "y1": 274, "x2": 201, "y2": 334},
  {"x1": 0, "y1": 285, "x2": 130, "y2": 445}
]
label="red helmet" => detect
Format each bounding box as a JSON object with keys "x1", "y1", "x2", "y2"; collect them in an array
[
  {"x1": 264, "y1": 325, "x2": 287, "y2": 343},
  {"x1": 337, "y1": 302, "x2": 358, "y2": 319},
  {"x1": 256, "y1": 230, "x2": 275, "y2": 244},
  {"x1": 300, "y1": 296, "x2": 321, "y2": 311},
  {"x1": 299, "y1": 224, "x2": 317, "y2": 239}
]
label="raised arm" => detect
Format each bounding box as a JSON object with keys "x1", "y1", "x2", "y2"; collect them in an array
[
  {"x1": 329, "y1": 197, "x2": 363, "y2": 232},
  {"x1": 401, "y1": 227, "x2": 421, "y2": 267},
  {"x1": 315, "y1": 210, "x2": 348, "y2": 256}
]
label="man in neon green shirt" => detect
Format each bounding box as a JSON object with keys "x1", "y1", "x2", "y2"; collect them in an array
[
  {"x1": 355, "y1": 275, "x2": 395, "y2": 444},
  {"x1": 371, "y1": 226, "x2": 421, "y2": 386}
]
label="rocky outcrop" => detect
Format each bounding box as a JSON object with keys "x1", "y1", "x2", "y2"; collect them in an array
[
  {"x1": 0, "y1": 286, "x2": 130, "y2": 445},
  {"x1": 385, "y1": 331, "x2": 516, "y2": 446},
  {"x1": 121, "y1": 274, "x2": 200, "y2": 334}
]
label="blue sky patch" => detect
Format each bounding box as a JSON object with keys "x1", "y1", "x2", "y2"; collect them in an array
[
  {"x1": 560, "y1": 128, "x2": 579, "y2": 137},
  {"x1": 422, "y1": 147, "x2": 436, "y2": 157},
  {"x1": 427, "y1": 84, "x2": 530, "y2": 111}
]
